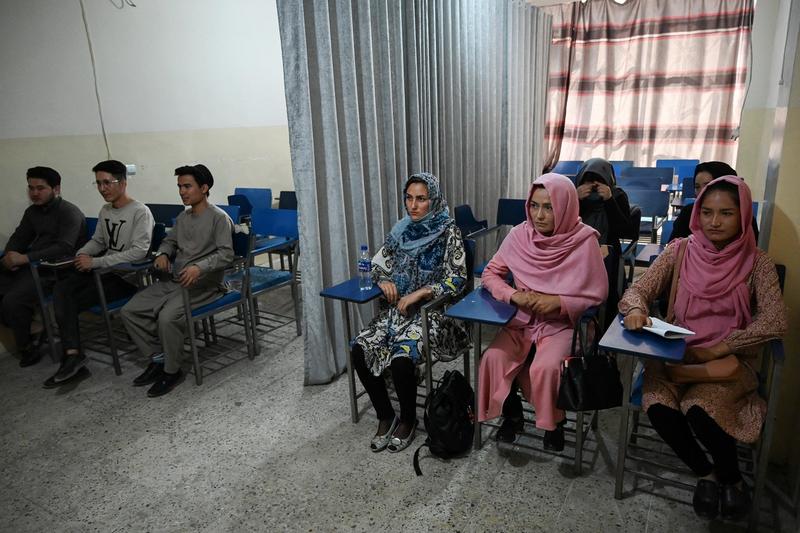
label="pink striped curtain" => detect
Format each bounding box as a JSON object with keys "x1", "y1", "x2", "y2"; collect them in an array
[{"x1": 542, "y1": 0, "x2": 753, "y2": 170}]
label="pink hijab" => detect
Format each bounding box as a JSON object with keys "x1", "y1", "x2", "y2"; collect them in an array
[
  {"x1": 674, "y1": 176, "x2": 757, "y2": 347},
  {"x1": 496, "y1": 173, "x2": 608, "y2": 321}
]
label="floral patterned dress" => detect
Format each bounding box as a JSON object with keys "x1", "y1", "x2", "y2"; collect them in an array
[{"x1": 354, "y1": 223, "x2": 471, "y2": 376}]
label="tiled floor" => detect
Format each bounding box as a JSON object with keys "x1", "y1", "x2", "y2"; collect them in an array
[{"x1": 0, "y1": 288, "x2": 794, "y2": 532}]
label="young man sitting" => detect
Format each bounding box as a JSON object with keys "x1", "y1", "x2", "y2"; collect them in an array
[
  {"x1": 120, "y1": 164, "x2": 233, "y2": 397},
  {"x1": 0, "y1": 167, "x2": 86, "y2": 367},
  {"x1": 45, "y1": 160, "x2": 155, "y2": 386}
]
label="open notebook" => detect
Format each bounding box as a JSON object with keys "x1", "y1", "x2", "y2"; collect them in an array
[{"x1": 642, "y1": 317, "x2": 695, "y2": 339}]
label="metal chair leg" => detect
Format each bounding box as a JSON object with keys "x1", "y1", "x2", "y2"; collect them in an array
[
  {"x1": 575, "y1": 411, "x2": 585, "y2": 475},
  {"x1": 181, "y1": 290, "x2": 202, "y2": 385},
  {"x1": 93, "y1": 272, "x2": 121, "y2": 375}
]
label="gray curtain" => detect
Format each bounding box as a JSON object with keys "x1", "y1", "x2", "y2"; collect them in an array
[{"x1": 277, "y1": 0, "x2": 551, "y2": 385}]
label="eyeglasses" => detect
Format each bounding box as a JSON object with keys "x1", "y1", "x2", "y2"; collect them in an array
[{"x1": 94, "y1": 179, "x2": 121, "y2": 188}]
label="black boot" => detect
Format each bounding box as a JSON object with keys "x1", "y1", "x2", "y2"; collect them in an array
[
  {"x1": 692, "y1": 479, "x2": 719, "y2": 519},
  {"x1": 720, "y1": 482, "x2": 750, "y2": 521},
  {"x1": 18, "y1": 345, "x2": 42, "y2": 368},
  {"x1": 543, "y1": 420, "x2": 566, "y2": 452}
]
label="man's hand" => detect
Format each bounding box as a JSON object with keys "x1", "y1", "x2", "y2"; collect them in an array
[
  {"x1": 154, "y1": 254, "x2": 171, "y2": 272},
  {"x1": 2, "y1": 251, "x2": 29, "y2": 271},
  {"x1": 178, "y1": 265, "x2": 201, "y2": 288},
  {"x1": 74, "y1": 254, "x2": 94, "y2": 272},
  {"x1": 378, "y1": 281, "x2": 399, "y2": 305},
  {"x1": 623, "y1": 311, "x2": 651, "y2": 330}
]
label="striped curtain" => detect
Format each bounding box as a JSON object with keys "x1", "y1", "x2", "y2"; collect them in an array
[
  {"x1": 277, "y1": 0, "x2": 551, "y2": 384},
  {"x1": 542, "y1": 0, "x2": 753, "y2": 169}
]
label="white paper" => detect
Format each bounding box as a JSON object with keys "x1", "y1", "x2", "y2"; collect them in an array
[{"x1": 642, "y1": 316, "x2": 695, "y2": 339}]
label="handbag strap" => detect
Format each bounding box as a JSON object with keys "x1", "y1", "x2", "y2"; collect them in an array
[{"x1": 666, "y1": 238, "x2": 688, "y2": 323}]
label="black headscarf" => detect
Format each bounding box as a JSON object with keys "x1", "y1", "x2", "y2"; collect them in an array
[
  {"x1": 575, "y1": 158, "x2": 616, "y2": 244},
  {"x1": 694, "y1": 161, "x2": 736, "y2": 180}
]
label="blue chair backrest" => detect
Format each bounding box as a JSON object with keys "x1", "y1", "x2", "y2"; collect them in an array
[
  {"x1": 660, "y1": 219, "x2": 674, "y2": 245},
  {"x1": 676, "y1": 164, "x2": 695, "y2": 181},
  {"x1": 454, "y1": 204, "x2": 486, "y2": 235},
  {"x1": 619, "y1": 167, "x2": 674, "y2": 189},
  {"x1": 227, "y1": 194, "x2": 253, "y2": 217},
  {"x1": 146, "y1": 204, "x2": 186, "y2": 226},
  {"x1": 681, "y1": 177, "x2": 696, "y2": 199},
  {"x1": 217, "y1": 204, "x2": 241, "y2": 223},
  {"x1": 552, "y1": 160, "x2": 583, "y2": 176},
  {"x1": 250, "y1": 208, "x2": 299, "y2": 240},
  {"x1": 234, "y1": 187, "x2": 272, "y2": 211},
  {"x1": 496, "y1": 198, "x2": 527, "y2": 226},
  {"x1": 464, "y1": 238, "x2": 476, "y2": 285},
  {"x1": 752, "y1": 201, "x2": 759, "y2": 223},
  {"x1": 86, "y1": 217, "x2": 98, "y2": 239},
  {"x1": 610, "y1": 160, "x2": 634, "y2": 177},
  {"x1": 150, "y1": 223, "x2": 167, "y2": 252},
  {"x1": 656, "y1": 159, "x2": 700, "y2": 174},
  {"x1": 625, "y1": 188, "x2": 670, "y2": 218},
  {"x1": 232, "y1": 229, "x2": 251, "y2": 259},
  {"x1": 278, "y1": 191, "x2": 298, "y2": 210}
]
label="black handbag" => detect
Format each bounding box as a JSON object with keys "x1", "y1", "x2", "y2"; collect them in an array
[{"x1": 556, "y1": 313, "x2": 623, "y2": 411}]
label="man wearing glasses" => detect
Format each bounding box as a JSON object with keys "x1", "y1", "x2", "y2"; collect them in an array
[
  {"x1": 44, "y1": 160, "x2": 154, "y2": 386},
  {"x1": 1, "y1": 167, "x2": 87, "y2": 367}
]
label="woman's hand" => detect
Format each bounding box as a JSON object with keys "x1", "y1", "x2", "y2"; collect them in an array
[
  {"x1": 511, "y1": 290, "x2": 560, "y2": 315},
  {"x1": 576, "y1": 183, "x2": 594, "y2": 200},
  {"x1": 378, "y1": 281, "x2": 399, "y2": 305},
  {"x1": 623, "y1": 311, "x2": 651, "y2": 330},
  {"x1": 396, "y1": 287, "x2": 432, "y2": 316},
  {"x1": 684, "y1": 342, "x2": 731, "y2": 363},
  {"x1": 595, "y1": 183, "x2": 612, "y2": 200}
]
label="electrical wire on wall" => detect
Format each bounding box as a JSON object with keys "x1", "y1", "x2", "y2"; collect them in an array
[{"x1": 79, "y1": 0, "x2": 112, "y2": 158}]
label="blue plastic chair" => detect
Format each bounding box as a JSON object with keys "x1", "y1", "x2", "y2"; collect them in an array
[
  {"x1": 659, "y1": 219, "x2": 674, "y2": 246},
  {"x1": 619, "y1": 167, "x2": 674, "y2": 190},
  {"x1": 625, "y1": 188, "x2": 670, "y2": 243},
  {"x1": 655, "y1": 159, "x2": 700, "y2": 176},
  {"x1": 552, "y1": 160, "x2": 583, "y2": 177},
  {"x1": 217, "y1": 204, "x2": 241, "y2": 223},
  {"x1": 454, "y1": 205, "x2": 488, "y2": 237},
  {"x1": 473, "y1": 198, "x2": 526, "y2": 277},
  {"x1": 278, "y1": 191, "x2": 297, "y2": 210},
  {"x1": 234, "y1": 188, "x2": 272, "y2": 211},
  {"x1": 146, "y1": 204, "x2": 185, "y2": 226},
  {"x1": 610, "y1": 160, "x2": 634, "y2": 177},
  {"x1": 227, "y1": 194, "x2": 253, "y2": 218}
]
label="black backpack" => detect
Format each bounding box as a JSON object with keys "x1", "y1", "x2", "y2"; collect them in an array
[{"x1": 413, "y1": 370, "x2": 474, "y2": 476}]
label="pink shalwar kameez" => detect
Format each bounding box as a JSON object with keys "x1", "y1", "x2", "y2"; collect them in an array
[{"x1": 477, "y1": 174, "x2": 608, "y2": 430}]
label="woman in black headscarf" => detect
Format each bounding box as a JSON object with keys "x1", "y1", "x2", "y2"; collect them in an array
[
  {"x1": 575, "y1": 158, "x2": 633, "y2": 328},
  {"x1": 668, "y1": 161, "x2": 759, "y2": 242}
]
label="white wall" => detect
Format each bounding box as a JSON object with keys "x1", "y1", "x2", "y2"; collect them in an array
[{"x1": 0, "y1": 0, "x2": 292, "y2": 242}]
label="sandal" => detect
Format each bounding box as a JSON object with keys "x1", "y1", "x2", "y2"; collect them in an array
[
  {"x1": 370, "y1": 416, "x2": 399, "y2": 452},
  {"x1": 387, "y1": 419, "x2": 418, "y2": 453}
]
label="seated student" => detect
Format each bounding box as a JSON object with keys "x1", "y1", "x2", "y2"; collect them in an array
[
  {"x1": 0, "y1": 167, "x2": 86, "y2": 367},
  {"x1": 575, "y1": 157, "x2": 633, "y2": 327},
  {"x1": 120, "y1": 164, "x2": 233, "y2": 398},
  {"x1": 620, "y1": 177, "x2": 787, "y2": 520},
  {"x1": 478, "y1": 174, "x2": 608, "y2": 450},
  {"x1": 44, "y1": 160, "x2": 155, "y2": 387},
  {"x1": 352, "y1": 173, "x2": 469, "y2": 453},
  {"x1": 668, "y1": 161, "x2": 759, "y2": 242}
]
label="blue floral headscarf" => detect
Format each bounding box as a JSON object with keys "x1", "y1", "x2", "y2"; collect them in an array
[{"x1": 387, "y1": 172, "x2": 451, "y2": 256}]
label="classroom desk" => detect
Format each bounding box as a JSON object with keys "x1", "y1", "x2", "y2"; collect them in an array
[
  {"x1": 320, "y1": 278, "x2": 382, "y2": 422},
  {"x1": 445, "y1": 287, "x2": 516, "y2": 447},
  {"x1": 598, "y1": 314, "x2": 685, "y2": 499},
  {"x1": 634, "y1": 243, "x2": 665, "y2": 266}
]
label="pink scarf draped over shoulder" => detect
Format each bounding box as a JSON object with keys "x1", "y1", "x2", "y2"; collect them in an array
[
  {"x1": 674, "y1": 176, "x2": 757, "y2": 347},
  {"x1": 484, "y1": 173, "x2": 608, "y2": 325}
]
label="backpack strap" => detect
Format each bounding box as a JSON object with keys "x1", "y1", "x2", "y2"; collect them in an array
[
  {"x1": 666, "y1": 238, "x2": 688, "y2": 323},
  {"x1": 413, "y1": 439, "x2": 430, "y2": 476}
]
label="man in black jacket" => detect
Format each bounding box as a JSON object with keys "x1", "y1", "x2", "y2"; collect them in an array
[{"x1": 0, "y1": 167, "x2": 86, "y2": 367}]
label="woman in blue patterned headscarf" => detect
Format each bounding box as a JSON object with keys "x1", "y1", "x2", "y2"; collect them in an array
[{"x1": 352, "y1": 172, "x2": 470, "y2": 453}]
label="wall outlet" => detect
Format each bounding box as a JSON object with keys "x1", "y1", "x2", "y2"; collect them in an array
[{"x1": 126, "y1": 164, "x2": 137, "y2": 176}]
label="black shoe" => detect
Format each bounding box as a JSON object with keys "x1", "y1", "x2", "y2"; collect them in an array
[
  {"x1": 692, "y1": 479, "x2": 720, "y2": 519},
  {"x1": 543, "y1": 421, "x2": 565, "y2": 452},
  {"x1": 720, "y1": 482, "x2": 750, "y2": 521},
  {"x1": 147, "y1": 369, "x2": 184, "y2": 397},
  {"x1": 47, "y1": 353, "x2": 87, "y2": 385},
  {"x1": 133, "y1": 362, "x2": 164, "y2": 386},
  {"x1": 18, "y1": 346, "x2": 42, "y2": 368},
  {"x1": 496, "y1": 416, "x2": 524, "y2": 443},
  {"x1": 43, "y1": 366, "x2": 91, "y2": 389}
]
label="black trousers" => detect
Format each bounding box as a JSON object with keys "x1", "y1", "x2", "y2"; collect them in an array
[
  {"x1": 647, "y1": 403, "x2": 742, "y2": 485},
  {"x1": 352, "y1": 344, "x2": 417, "y2": 424},
  {"x1": 52, "y1": 271, "x2": 137, "y2": 352},
  {"x1": 0, "y1": 268, "x2": 43, "y2": 349}
]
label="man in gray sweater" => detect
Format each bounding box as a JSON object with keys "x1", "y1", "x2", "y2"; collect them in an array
[
  {"x1": 0, "y1": 167, "x2": 86, "y2": 367},
  {"x1": 121, "y1": 164, "x2": 233, "y2": 397},
  {"x1": 45, "y1": 160, "x2": 155, "y2": 387}
]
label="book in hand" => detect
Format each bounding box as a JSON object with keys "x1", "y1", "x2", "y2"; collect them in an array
[{"x1": 642, "y1": 317, "x2": 694, "y2": 339}]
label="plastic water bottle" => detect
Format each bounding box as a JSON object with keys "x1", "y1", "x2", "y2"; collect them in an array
[{"x1": 358, "y1": 244, "x2": 372, "y2": 290}]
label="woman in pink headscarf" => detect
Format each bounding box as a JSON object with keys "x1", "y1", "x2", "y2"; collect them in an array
[
  {"x1": 478, "y1": 174, "x2": 608, "y2": 451},
  {"x1": 620, "y1": 177, "x2": 787, "y2": 521}
]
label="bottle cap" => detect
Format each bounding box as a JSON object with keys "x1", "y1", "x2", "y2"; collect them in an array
[{"x1": 360, "y1": 244, "x2": 368, "y2": 250}]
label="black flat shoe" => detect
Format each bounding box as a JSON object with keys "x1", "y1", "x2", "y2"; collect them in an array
[
  {"x1": 133, "y1": 362, "x2": 164, "y2": 386},
  {"x1": 147, "y1": 369, "x2": 184, "y2": 397},
  {"x1": 496, "y1": 416, "x2": 524, "y2": 443},
  {"x1": 18, "y1": 347, "x2": 42, "y2": 368},
  {"x1": 720, "y1": 483, "x2": 750, "y2": 521},
  {"x1": 692, "y1": 479, "x2": 719, "y2": 520},
  {"x1": 543, "y1": 421, "x2": 565, "y2": 452}
]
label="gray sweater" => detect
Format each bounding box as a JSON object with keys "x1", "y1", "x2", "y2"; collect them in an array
[
  {"x1": 78, "y1": 200, "x2": 155, "y2": 269},
  {"x1": 5, "y1": 197, "x2": 86, "y2": 262},
  {"x1": 157, "y1": 204, "x2": 234, "y2": 288}
]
